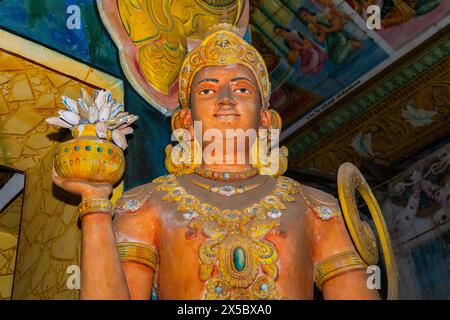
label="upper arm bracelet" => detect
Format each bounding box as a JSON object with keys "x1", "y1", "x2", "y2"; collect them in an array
[
  {"x1": 117, "y1": 241, "x2": 159, "y2": 271},
  {"x1": 314, "y1": 250, "x2": 367, "y2": 290}
]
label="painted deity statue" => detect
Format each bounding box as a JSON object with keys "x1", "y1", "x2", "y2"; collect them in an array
[{"x1": 52, "y1": 26, "x2": 388, "y2": 300}]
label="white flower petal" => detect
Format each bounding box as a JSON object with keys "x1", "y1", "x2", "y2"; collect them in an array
[
  {"x1": 112, "y1": 129, "x2": 128, "y2": 150},
  {"x1": 58, "y1": 110, "x2": 80, "y2": 125},
  {"x1": 106, "y1": 91, "x2": 112, "y2": 104},
  {"x1": 80, "y1": 88, "x2": 92, "y2": 106},
  {"x1": 99, "y1": 106, "x2": 111, "y2": 122},
  {"x1": 77, "y1": 101, "x2": 89, "y2": 120},
  {"x1": 110, "y1": 103, "x2": 123, "y2": 118},
  {"x1": 94, "y1": 90, "x2": 107, "y2": 110},
  {"x1": 117, "y1": 111, "x2": 129, "y2": 118},
  {"x1": 108, "y1": 117, "x2": 127, "y2": 129},
  {"x1": 62, "y1": 96, "x2": 79, "y2": 114},
  {"x1": 95, "y1": 122, "x2": 108, "y2": 139},
  {"x1": 45, "y1": 117, "x2": 73, "y2": 129},
  {"x1": 88, "y1": 107, "x2": 99, "y2": 124},
  {"x1": 125, "y1": 115, "x2": 139, "y2": 125},
  {"x1": 78, "y1": 98, "x2": 89, "y2": 112},
  {"x1": 119, "y1": 127, "x2": 133, "y2": 135}
]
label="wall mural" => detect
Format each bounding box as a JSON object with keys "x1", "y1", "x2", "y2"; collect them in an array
[
  {"x1": 379, "y1": 144, "x2": 450, "y2": 299},
  {"x1": 0, "y1": 29, "x2": 124, "y2": 299},
  {"x1": 383, "y1": 145, "x2": 450, "y2": 244}
]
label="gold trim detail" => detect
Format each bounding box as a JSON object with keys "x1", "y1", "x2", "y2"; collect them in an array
[
  {"x1": 314, "y1": 250, "x2": 367, "y2": 290},
  {"x1": 188, "y1": 177, "x2": 264, "y2": 196},
  {"x1": 78, "y1": 199, "x2": 114, "y2": 218},
  {"x1": 297, "y1": 184, "x2": 341, "y2": 221},
  {"x1": 194, "y1": 166, "x2": 258, "y2": 182},
  {"x1": 337, "y1": 162, "x2": 399, "y2": 299},
  {"x1": 117, "y1": 242, "x2": 159, "y2": 271},
  {"x1": 153, "y1": 174, "x2": 301, "y2": 299}
]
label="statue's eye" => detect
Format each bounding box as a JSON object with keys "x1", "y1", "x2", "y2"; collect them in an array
[
  {"x1": 235, "y1": 88, "x2": 251, "y2": 94},
  {"x1": 199, "y1": 89, "x2": 214, "y2": 95}
]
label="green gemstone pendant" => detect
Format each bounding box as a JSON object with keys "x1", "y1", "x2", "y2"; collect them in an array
[{"x1": 233, "y1": 247, "x2": 246, "y2": 272}]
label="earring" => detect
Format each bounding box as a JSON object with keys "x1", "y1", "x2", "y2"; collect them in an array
[
  {"x1": 165, "y1": 109, "x2": 201, "y2": 175},
  {"x1": 250, "y1": 109, "x2": 288, "y2": 177}
]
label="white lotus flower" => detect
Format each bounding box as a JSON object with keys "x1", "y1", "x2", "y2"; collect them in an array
[{"x1": 45, "y1": 89, "x2": 138, "y2": 150}]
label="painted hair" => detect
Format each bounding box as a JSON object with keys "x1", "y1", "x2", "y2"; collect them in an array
[
  {"x1": 273, "y1": 25, "x2": 292, "y2": 33},
  {"x1": 297, "y1": 7, "x2": 316, "y2": 24}
]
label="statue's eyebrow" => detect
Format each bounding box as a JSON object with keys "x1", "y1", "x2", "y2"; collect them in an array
[
  {"x1": 198, "y1": 78, "x2": 219, "y2": 84},
  {"x1": 231, "y1": 77, "x2": 255, "y2": 84}
]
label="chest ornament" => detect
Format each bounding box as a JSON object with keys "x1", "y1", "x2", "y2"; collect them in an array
[{"x1": 153, "y1": 175, "x2": 301, "y2": 300}]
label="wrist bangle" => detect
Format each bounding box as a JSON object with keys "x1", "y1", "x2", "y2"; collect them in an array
[{"x1": 78, "y1": 198, "x2": 114, "y2": 219}]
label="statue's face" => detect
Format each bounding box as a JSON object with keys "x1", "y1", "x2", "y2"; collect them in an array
[{"x1": 186, "y1": 63, "x2": 269, "y2": 137}]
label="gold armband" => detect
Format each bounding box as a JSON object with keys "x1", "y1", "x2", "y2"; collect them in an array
[
  {"x1": 78, "y1": 199, "x2": 114, "y2": 218},
  {"x1": 117, "y1": 242, "x2": 159, "y2": 271},
  {"x1": 314, "y1": 251, "x2": 367, "y2": 290}
]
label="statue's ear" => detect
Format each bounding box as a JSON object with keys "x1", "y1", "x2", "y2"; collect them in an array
[
  {"x1": 260, "y1": 108, "x2": 271, "y2": 129},
  {"x1": 179, "y1": 108, "x2": 194, "y2": 136}
]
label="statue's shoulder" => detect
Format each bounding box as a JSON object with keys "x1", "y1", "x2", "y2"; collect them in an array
[
  {"x1": 295, "y1": 182, "x2": 341, "y2": 221},
  {"x1": 115, "y1": 174, "x2": 171, "y2": 214}
]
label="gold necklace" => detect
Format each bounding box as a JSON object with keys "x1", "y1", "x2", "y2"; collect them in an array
[
  {"x1": 153, "y1": 174, "x2": 301, "y2": 300},
  {"x1": 187, "y1": 177, "x2": 265, "y2": 197},
  {"x1": 195, "y1": 166, "x2": 258, "y2": 182}
]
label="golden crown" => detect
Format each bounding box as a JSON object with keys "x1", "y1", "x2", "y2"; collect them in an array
[{"x1": 178, "y1": 24, "x2": 271, "y2": 109}]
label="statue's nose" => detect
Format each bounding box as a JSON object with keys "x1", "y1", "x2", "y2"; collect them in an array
[{"x1": 217, "y1": 86, "x2": 236, "y2": 108}]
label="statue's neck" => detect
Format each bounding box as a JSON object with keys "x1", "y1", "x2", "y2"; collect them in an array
[
  {"x1": 200, "y1": 140, "x2": 253, "y2": 173},
  {"x1": 199, "y1": 163, "x2": 254, "y2": 173}
]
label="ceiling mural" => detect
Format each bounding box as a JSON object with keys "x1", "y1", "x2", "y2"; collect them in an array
[
  {"x1": 345, "y1": 0, "x2": 449, "y2": 49},
  {"x1": 248, "y1": 0, "x2": 450, "y2": 130}
]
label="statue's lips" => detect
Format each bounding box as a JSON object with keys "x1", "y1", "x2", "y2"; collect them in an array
[{"x1": 213, "y1": 112, "x2": 241, "y2": 117}]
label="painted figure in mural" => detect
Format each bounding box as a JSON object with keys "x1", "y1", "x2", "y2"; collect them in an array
[
  {"x1": 297, "y1": 7, "x2": 363, "y2": 65},
  {"x1": 273, "y1": 26, "x2": 328, "y2": 75},
  {"x1": 52, "y1": 26, "x2": 380, "y2": 300},
  {"x1": 346, "y1": 0, "x2": 442, "y2": 28},
  {"x1": 313, "y1": 0, "x2": 369, "y2": 43},
  {"x1": 314, "y1": 0, "x2": 353, "y2": 22}
]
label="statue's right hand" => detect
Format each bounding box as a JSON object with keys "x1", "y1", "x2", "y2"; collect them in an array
[{"x1": 52, "y1": 166, "x2": 113, "y2": 200}]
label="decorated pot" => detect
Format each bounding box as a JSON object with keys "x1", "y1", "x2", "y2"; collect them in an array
[{"x1": 54, "y1": 124, "x2": 125, "y2": 185}]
